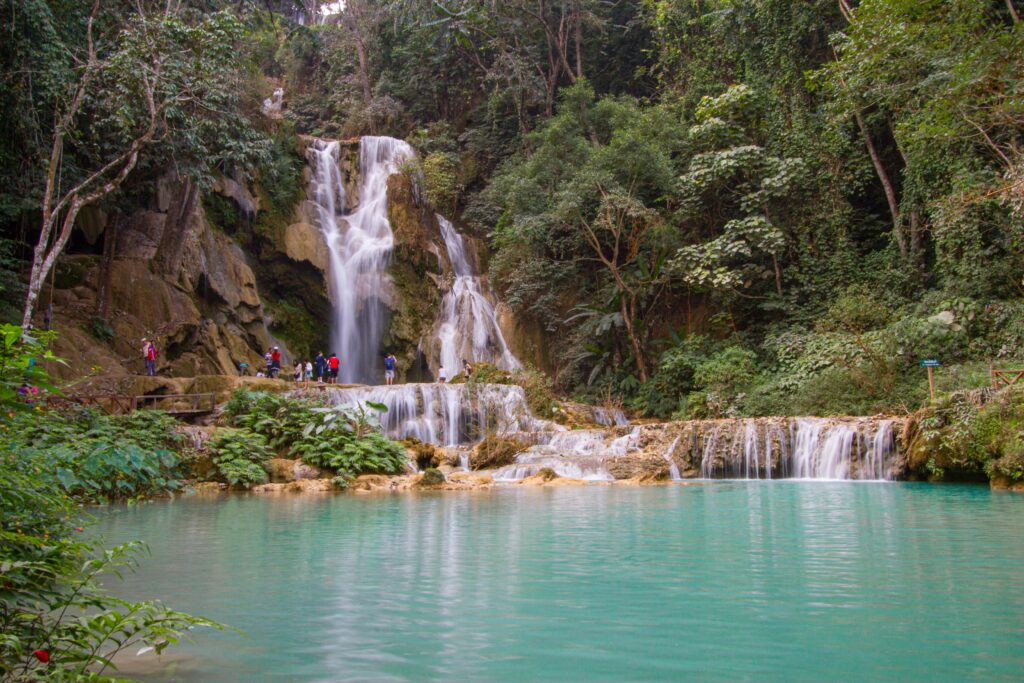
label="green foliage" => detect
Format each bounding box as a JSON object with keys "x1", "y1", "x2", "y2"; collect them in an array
[
  {"x1": 0, "y1": 325, "x2": 60, "y2": 420},
  {"x1": 1, "y1": 407, "x2": 185, "y2": 502},
  {"x1": 221, "y1": 390, "x2": 408, "y2": 484},
  {"x1": 299, "y1": 431, "x2": 407, "y2": 483},
  {"x1": 207, "y1": 428, "x2": 273, "y2": 488},
  {"x1": 421, "y1": 152, "x2": 462, "y2": 214},
  {"x1": 0, "y1": 436, "x2": 221, "y2": 679},
  {"x1": 225, "y1": 390, "x2": 318, "y2": 449},
  {"x1": 907, "y1": 388, "x2": 1024, "y2": 483}
]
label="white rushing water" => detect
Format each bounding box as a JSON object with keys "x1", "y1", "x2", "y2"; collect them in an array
[
  {"x1": 696, "y1": 419, "x2": 898, "y2": 481},
  {"x1": 434, "y1": 215, "x2": 520, "y2": 379},
  {"x1": 327, "y1": 383, "x2": 556, "y2": 447},
  {"x1": 308, "y1": 136, "x2": 413, "y2": 383}
]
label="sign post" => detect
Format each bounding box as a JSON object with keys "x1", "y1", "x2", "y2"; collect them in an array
[{"x1": 920, "y1": 359, "x2": 941, "y2": 401}]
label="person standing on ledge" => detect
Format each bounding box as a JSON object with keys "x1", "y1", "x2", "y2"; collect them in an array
[
  {"x1": 328, "y1": 352, "x2": 340, "y2": 384},
  {"x1": 437, "y1": 366, "x2": 447, "y2": 384},
  {"x1": 384, "y1": 353, "x2": 397, "y2": 386},
  {"x1": 142, "y1": 338, "x2": 157, "y2": 376},
  {"x1": 270, "y1": 346, "x2": 282, "y2": 378},
  {"x1": 304, "y1": 359, "x2": 313, "y2": 384},
  {"x1": 462, "y1": 359, "x2": 474, "y2": 378},
  {"x1": 314, "y1": 351, "x2": 325, "y2": 383}
]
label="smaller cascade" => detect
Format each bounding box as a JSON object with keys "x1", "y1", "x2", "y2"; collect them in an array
[
  {"x1": 432, "y1": 215, "x2": 520, "y2": 379},
  {"x1": 695, "y1": 418, "x2": 898, "y2": 481},
  {"x1": 493, "y1": 427, "x2": 640, "y2": 481},
  {"x1": 327, "y1": 383, "x2": 556, "y2": 447},
  {"x1": 590, "y1": 406, "x2": 629, "y2": 426},
  {"x1": 262, "y1": 88, "x2": 284, "y2": 118},
  {"x1": 663, "y1": 437, "x2": 683, "y2": 481}
]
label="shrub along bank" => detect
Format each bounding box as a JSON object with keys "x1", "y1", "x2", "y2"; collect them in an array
[{"x1": 904, "y1": 387, "x2": 1024, "y2": 488}]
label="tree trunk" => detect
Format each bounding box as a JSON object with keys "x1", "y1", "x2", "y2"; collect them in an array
[
  {"x1": 854, "y1": 111, "x2": 905, "y2": 258},
  {"x1": 354, "y1": 33, "x2": 373, "y2": 104},
  {"x1": 620, "y1": 293, "x2": 647, "y2": 382},
  {"x1": 574, "y1": 3, "x2": 583, "y2": 79},
  {"x1": 95, "y1": 213, "x2": 122, "y2": 320},
  {"x1": 1007, "y1": 0, "x2": 1020, "y2": 24}
]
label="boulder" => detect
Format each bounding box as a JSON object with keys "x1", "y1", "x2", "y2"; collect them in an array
[
  {"x1": 212, "y1": 175, "x2": 259, "y2": 217},
  {"x1": 416, "y1": 468, "x2": 446, "y2": 487},
  {"x1": 605, "y1": 453, "x2": 670, "y2": 481},
  {"x1": 293, "y1": 461, "x2": 322, "y2": 480},
  {"x1": 284, "y1": 222, "x2": 328, "y2": 271},
  {"x1": 267, "y1": 458, "x2": 298, "y2": 483}
]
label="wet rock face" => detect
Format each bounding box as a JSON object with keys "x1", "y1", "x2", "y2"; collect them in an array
[{"x1": 605, "y1": 453, "x2": 670, "y2": 481}]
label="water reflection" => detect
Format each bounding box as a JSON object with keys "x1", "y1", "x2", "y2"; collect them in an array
[{"x1": 97, "y1": 484, "x2": 1024, "y2": 682}]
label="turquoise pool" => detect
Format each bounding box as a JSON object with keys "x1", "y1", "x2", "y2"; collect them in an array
[{"x1": 96, "y1": 483, "x2": 1024, "y2": 681}]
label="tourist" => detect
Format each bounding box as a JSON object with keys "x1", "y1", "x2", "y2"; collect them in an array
[
  {"x1": 462, "y1": 359, "x2": 474, "y2": 377},
  {"x1": 384, "y1": 353, "x2": 397, "y2": 385},
  {"x1": 305, "y1": 359, "x2": 313, "y2": 383},
  {"x1": 143, "y1": 338, "x2": 157, "y2": 376},
  {"x1": 314, "y1": 351, "x2": 326, "y2": 382},
  {"x1": 238, "y1": 361, "x2": 249, "y2": 377},
  {"x1": 437, "y1": 366, "x2": 447, "y2": 384},
  {"x1": 294, "y1": 360, "x2": 303, "y2": 382},
  {"x1": 271, "y1": 346, "x2": 281, "y2": 378},
  {"x1": 264, "y1": 349, "x2": 273, "y2": 376},
  {"x1": 328, "y1": 353, "x2": 340, "y2": 383}
]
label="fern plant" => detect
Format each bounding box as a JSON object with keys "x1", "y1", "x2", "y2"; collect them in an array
[{"x1": 207, "y1": 428, "x2": 273, "y2": 488}]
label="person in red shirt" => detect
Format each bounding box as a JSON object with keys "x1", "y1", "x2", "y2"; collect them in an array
[
  {"x1": 328, "y1": 353, "x2": 340, "y2": 384},
  {"x1": 270, "y1": 346, "x2": 282, "y2": 378}
]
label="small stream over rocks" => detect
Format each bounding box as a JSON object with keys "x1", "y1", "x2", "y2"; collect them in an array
[{"x1": 323, "y1": 384, "x2": 904, "y2": 482}]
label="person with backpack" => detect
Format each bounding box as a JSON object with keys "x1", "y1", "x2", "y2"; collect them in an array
[
  {"x1": 384, "y1": 353, "x2": 397, "y2": 385},
  {"x1": 328, "y1": 353, "x2": 340, "y2": 383}
]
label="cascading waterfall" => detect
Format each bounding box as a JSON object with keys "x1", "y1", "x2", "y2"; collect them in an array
[
  {"x1": 434, "y1": 215, "x2": 520, "y2": 378},
  {"x1": 308, "y1": 136, "x2": 413, "y2": 384},
  {"x1": 695, "y1": 418, "x2": 898, "y2": 481},
  {"x1": 327, "y1": 383, "x2": 555, "y2": 447}
]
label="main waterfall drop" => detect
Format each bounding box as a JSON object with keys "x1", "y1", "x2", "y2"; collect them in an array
[{"x1": 308, "y1": 136, "x2": 413, "y2": 384}]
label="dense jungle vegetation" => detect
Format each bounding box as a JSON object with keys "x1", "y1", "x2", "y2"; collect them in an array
[{"x1": 2, "y1": 0, "x2": 1023, "y2": 419}]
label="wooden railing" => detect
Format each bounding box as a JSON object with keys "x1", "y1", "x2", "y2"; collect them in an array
[
  {"x1": 48, "y1": 393, "x2": 217, "y2": 416},
  {"x1": 991, "y1": 365, "x2": 1024, "y2": 389}
]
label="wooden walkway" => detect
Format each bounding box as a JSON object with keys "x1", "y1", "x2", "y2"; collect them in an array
[{"x1": 49, "y1": 392, "x2": 218, "y2": 417}]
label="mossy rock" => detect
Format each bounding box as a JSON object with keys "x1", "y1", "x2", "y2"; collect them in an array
[
  {"x1": 417, "y1": 468, "x2": 446, "y2": 487},
  {"x1": 536, "y1": 467, "x2": 559, "y2": 482}
]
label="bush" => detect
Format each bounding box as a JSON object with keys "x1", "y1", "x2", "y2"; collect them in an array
[
  {"x1": 906, "y1": 388, "x2": 1024, "y2": 482},
  {"x1": 224, "y1": 389, "x2": 319, "y2": 449},
  {"x1": 1, "y1": 408, "x2": 186, "y2": 502},
  {"x1": 686, "y1": 346, "x2": 759, "y2": 417},
  {"x1": 207, "y1": 428, "x2": 273, "y2": 488},
  {"x1": 0, "y1": 439, "x2": 220, "y2": 678}
]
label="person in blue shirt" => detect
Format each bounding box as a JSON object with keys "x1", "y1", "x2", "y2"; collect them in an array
[{"x1": 384, "y1": 353, "x2": 397, "y2": 386}]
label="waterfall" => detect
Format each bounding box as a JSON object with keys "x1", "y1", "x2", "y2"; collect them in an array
[
  {"x1": 663, "y1": 437, "x2": 683, "y2": 481},
  {"x1": 327, "y1": 383, "x2": 556, "y2": 447},
  {"x1": 308, "y1": 136, "x2": 413, "y2": 384},
  {"x1": 696, "y1": 418, "x2": 897, "y2": 481},
  {"x1": 434, "y1": 215, "x2": 520, "y2": 379}
]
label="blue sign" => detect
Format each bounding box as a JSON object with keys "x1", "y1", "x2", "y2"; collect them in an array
[{"x1": 920, "y1": 359, "x2": 941, "y2": 367}]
